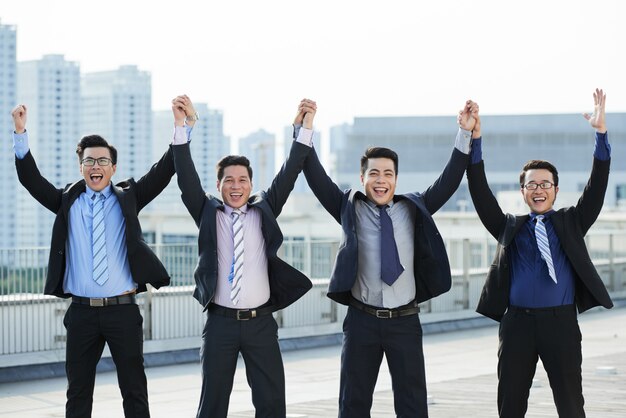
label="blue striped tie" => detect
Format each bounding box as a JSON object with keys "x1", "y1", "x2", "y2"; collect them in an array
[
  {"x1": 535, "y1": 215, "x2": 557, "y2": 283},
  {"x1": 92, "y1": 192, "x2": 109, "y2": 285},
  {"x1": 228, "y1": 210, "x2": 244, "y2": 305}
]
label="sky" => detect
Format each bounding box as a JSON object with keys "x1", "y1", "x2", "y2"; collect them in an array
[{"x1": 3, "y1": 0, "x2": 626, "y2": 142}]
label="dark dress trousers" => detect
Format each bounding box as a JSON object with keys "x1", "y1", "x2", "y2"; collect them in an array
[
  {"x1": 303, "y1": 145, "x2": 469, "y2": 418},
  {"x1": 173, "y1": 141, "x2": 312, "y2": 418},
  {"x1": 467, "y1": 157, "x2": 613, "y2": 418},
  {"x1": 15, "y1": 148, "x2": 175, "y2": 418}
]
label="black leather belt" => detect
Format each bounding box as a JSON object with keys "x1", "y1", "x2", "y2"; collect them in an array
[
  {"x1": 72, "y1": 294, "x2": 136, "y2": 307},
  {"x1": 208, "y1": 304, "x2": 274, "y2": 321},
  {"x1": 349, "y1": 297, "x2": 420, "y2": 319}
]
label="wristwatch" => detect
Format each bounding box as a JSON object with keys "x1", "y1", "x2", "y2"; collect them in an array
[{"x1": 186, "y1": 112, "x2": 199, "y2": 122}]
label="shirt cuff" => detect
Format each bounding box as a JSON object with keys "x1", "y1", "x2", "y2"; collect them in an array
[
  {"x1": 13, "y1": 130, "x2": 30, "y2": 159},
  {"x1": 172, "y1": 125, "x2": 191, "y2": 145},
  {"x1": 292, "y1": 123, "x2": 302, "y2": 140},
  {"x1": 455, "y1": 128, "x2": 473, "y2": 155},
  {"x1": 295, "y1": 127, "x2": 313, "y2": 147},
  {"x1": 593, "y1": 131, "x2": 610, "y2": 161},
  {"x1": 469, "y1": 137, "x2": 483, "y2": 164}
]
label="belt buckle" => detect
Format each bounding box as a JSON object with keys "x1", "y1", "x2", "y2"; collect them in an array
[
  {"x1": 375, "y1": 309, "x2": 392, "y2": 319},
  {"x1": 90, "y1": 298, "x2": 105, "y2": 307},
  {"x1": 236, "y1": 309, "x2": 253, "y2": 320}
]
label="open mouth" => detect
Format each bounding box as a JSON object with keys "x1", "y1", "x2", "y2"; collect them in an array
[
  {"x1": 90, "y1": 173, "x2": 104, "y2": 185},
  {"x1": 533, "y1": 197, "x2": 546, "y2": 202},
  {"x1": 373, "y1": 187, "x2": 388, "y2": 197}
]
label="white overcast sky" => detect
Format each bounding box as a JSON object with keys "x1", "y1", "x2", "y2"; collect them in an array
[{"x1": 3, "y1": 0, "x2": 626, "y2": 141}]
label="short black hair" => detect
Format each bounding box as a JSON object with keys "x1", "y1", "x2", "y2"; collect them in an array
[
  {"x1": 216, "y1": 155, "x2": 253, "y2": 181},
  {"x1": 75, "y1": 135, "x2": 117, "y2": 164},
  {"x1": 360, "y1": 147, "x2": 399, "y2": 176},
  {"x1": 519, "y1": 160, "x2": 559, "y2": 187}
]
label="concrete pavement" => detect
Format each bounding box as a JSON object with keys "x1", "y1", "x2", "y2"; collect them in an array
[{"x1": 1, "y1": 306, "x2": 624, "y2": 417}]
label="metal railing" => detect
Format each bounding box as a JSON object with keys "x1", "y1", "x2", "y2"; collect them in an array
[{"x1": 1, "y1": 232, "x2": 626, "y2": 356}]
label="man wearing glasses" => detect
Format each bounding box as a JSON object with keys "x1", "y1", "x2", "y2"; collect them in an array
[
  {"x1": 10, "y1": 99, "x2": 182, "y2": 418},
  {"x1": 466, "y1": 89, "x2": 613, "y2": 418}
]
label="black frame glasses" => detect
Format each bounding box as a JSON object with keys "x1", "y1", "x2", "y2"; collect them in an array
[
  {"x1": 522, "y1": 182, "x2": 554, "y2": 190},
  {"x1": 81, "y1": 157, "x2": 113, "y2": 167}
]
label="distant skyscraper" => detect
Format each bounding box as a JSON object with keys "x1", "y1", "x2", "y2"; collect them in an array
[
  {"x1": 0, "y1": 21, "x2": 17, "y2": 250},
  {"x1": 239, "y1": 129, "x2": 275, "y2": 191},
  {"x1": 81, "y1": 65, "x2": 152, "y2": 181},
  {"x1": 148, "y1": 104, "x2": 229, "y2": 221},
  {"x1": 16, "y1": 54, "x2": 80, "y2": 248}
]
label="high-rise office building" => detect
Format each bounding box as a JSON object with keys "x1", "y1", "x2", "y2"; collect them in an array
[
  {"x1": 329, "y1": 114, "x2": 626, "y2": 211},
  {"x1": 16, "y1": 55, "x2": 80, "y2": 248},
  {"x1": 81, "y1": 65, "x2": 152, "y2": 181},
  {"x1": 239, "y1": 129, "x2": 275, "y2": 191},
  {"x1": 0, "y1": 21, "x2": 17, "y2": 250}
]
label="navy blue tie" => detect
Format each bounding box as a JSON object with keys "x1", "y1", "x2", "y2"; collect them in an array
[{"x1": 379, "y1": 205, "x2": 404, "y2": 285}]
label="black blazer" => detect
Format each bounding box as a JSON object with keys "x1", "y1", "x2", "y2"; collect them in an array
[
  {"x1": 15, "y1": 148, "x2": 176, "y2": 298},
  {"x1": 172, "y1": 141, "x2": 312, "y2": 311},
  {"x1": 303, "y1": 146, "x2": 469, "y2": 306},
  {"x1": 466, "y1": 157, "x2": 614, "y2": 322}
]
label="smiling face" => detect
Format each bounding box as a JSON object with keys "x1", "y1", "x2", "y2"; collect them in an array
[
  {"x1": 361, "y1": 157, "x2": 397, "y2": 206},
  {"x1": 79, "y1": 147, "x2": 116, "y2": 192},
  {"x1": 521, "y1": 168, "x2": 558, "y2": 214},
  {"x1": 217, "y1": 165, "x2": 252, "y2": 209}
]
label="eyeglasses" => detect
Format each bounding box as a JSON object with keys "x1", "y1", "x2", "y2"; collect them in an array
[
  {"x1": 81, "y1": 157, "x2": 113, "y2": 167},
  {"x1": 522, "y1": 182, "x2": 554, "y2": 190}
]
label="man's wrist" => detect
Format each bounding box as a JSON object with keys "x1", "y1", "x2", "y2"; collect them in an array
[{"x1": 186, "y1": 111, "x2": 199, "y2": 122}]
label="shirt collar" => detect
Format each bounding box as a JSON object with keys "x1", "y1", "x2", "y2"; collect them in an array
[
  {"x1": 85, "y1": 183, "x2": 113, "y2": 200},
  {"x1": 529, "y1": 209, "x2": 555, "y2": 221},
  {"x1": 223, "y1": 203, "x2": 249, "y2": 216}
]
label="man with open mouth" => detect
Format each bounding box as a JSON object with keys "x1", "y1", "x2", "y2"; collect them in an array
[
  {"x1": 466, "y1": 88, "x2": 613, "y2": 418},
  {"x1": 11, "y1": 100, "x2": 178, "y2": 418}
]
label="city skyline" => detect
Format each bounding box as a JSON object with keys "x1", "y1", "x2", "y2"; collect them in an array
[{"x1": 2, "y1": 0, "x2": 625, "y2": 142}]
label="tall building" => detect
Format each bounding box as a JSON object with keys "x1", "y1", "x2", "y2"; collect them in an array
[
  {"x1": 238, "y1": 129, "x2": 275, "y2": 191},
  {"x1": 81, "y1": 65, "x2": 152, "y2": 181},
  {"x1": 16, "y1": 55, "x2": 80, "y2": 248},
  {"x1": 146, "y1": 104, "x2": 229, "y2": 243},
  {"x1": 329, "y1": 113, "x2": 626, "y2": 211},
  {"x1": 0, "y1": 21, "x2": 17, "y2": 250}
]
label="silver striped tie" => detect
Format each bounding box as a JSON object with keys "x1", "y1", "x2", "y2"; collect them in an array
[
  {"x1": 229, "y1": 210, "x2": 244, "y2": 304},
  {"x1": 535, "y1": 215, "x2": 557, "y2": 283}
]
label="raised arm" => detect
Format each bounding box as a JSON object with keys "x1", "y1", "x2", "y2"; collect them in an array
[
  {"x1": 264, "y1": 99, "x2": 316, "y2": 217},
  {"x1": 576, "y1": 88, "x2": 610, "y2": 233},
  {"x1": 170, "y1": 95, "x2": 207, "y2": 226},
  {"x1": 300, "y1": 99, "x2": 344, "y2": 223},
  {"x1": 12, "y1": 104, "x2": 63, "y2": 213},
  {"x1": 132, "y1": 98, "x2": 184, "y2": 211},
  {"x1": 465, "y1": 104, "x2": 507, "y2": 239},
  {"x1": 421, "y1": 100, "x2": 476, "y2": 214}
]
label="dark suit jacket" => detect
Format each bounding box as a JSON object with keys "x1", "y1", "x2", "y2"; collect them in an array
[
  {"x1": 15, "y1": 148, "x2": 176, "y2": 298},
  {"x1": 172, "y1": 141, "x2": 312, "y2": 311},
  {"x1": 467, "y1": 158, "x2": 614, "y2": 322},
  {"x1": 303, "y1": 146, "x2": 469, "y2": 306}
]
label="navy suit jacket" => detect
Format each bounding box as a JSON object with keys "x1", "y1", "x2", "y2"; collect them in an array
[
  {"x1": 15, "y1": 148, "x2": 175, "y2": 298},
  {"x1": 303, "y1": 146, "x2": 469, "y2": 306},
  {"x1": 173, "y1": 141, "x2": 312, "y2": 311},
  {"x1": 467, "y1": 157, "x2": 614, "y2": 322}
]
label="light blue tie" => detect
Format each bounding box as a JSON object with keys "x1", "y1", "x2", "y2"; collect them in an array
[
  {"x1": 535, "y1": 215, "x2": 557, "y2": 283},
  {"x1": 92, "y1": 192, "x2": 109, "y2": 285}
]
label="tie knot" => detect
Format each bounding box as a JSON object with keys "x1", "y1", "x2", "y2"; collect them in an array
[
  {"x1": 536, "y1": 214, "x2": 544, "y2": 222},
  {"x1": 232, "y1": 209, "x2": 242, "y2": 218},
  {"x1": 92, "y1": 192, "x2": 105, "y2": 202},
  {"x1": 377, "y1": 205, "x2": 389, "y2": 213}
]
